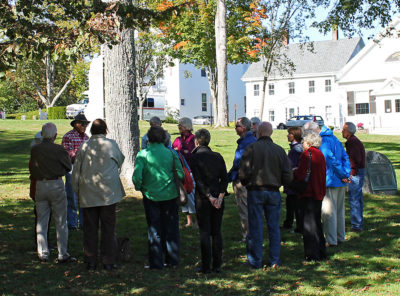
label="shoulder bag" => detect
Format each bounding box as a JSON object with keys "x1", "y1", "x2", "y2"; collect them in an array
[{"x1": 170, "y1": 150, "x2": 188, "y2": 206}]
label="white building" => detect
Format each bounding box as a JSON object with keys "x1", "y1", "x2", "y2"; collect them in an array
[
  {"x1": 337, "y1": 17, "x2": 400, "y2": 134},
  {"x1": 85, "y1": 55, "x2": 249, "y2": 122},
  {"x1": 242, "y1": 36, "x2": 365, "y2": 129}
]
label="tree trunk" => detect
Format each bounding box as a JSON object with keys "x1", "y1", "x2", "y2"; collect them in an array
[
  {"x1": 138, "y1": 95, "x2": 145, "y2": 120},
  {"x1": 215, "y1": 0, "x2": 228, "y2": 127},
  {"x1": 205, "y1": 67, "x2": 218, "y2": 125},
  {"x1": 45, "y1": 54, "x2": 54, "y2": 108},
  {"x1": 259, "y1": 75, "x2": 267, "y2": 120},
  {"x1": 103, "y1": 28, "x2": 140, "y2": 185}
]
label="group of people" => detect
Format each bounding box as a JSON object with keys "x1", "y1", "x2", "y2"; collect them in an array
[{"x1": 29, "y1": 113, "x2": 366, "y2": 272}]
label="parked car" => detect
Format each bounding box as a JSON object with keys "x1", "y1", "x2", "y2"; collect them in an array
[
  {"x1": 277, "y1": 115, "x2": 324, "y2": 129},
  {"x1": 193, "y1": 115, "x2": 213, "y2": 125},
  {"x1": 66, "y1": 98, "x2": 89, "y2": 119}
]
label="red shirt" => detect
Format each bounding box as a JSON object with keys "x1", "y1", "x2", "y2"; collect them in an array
[
  {"x1": 62, "y1": 129, "x2": 88, "y2": 163},
  {"x1": 294, "y1": 146, "x2": 326, "y2": 200},
  {"x1": 172, "y1": 132, "x2": 195, "y2": 167}
]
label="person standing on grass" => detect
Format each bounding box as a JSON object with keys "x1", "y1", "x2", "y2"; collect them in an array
[
  {"x1": 303, "y1": 122, "x2": 350, "y2": 247},
  {"x1": 62, "y1": 114, "x2": 90, "y2": 231},
  {"x1": 191, "y1": 129, "x2": 228, "y2": 274},
  {"x1": 250, "y1": 117, "x2": 261, "y2": 137},
  {"x1": 342, "y1": 122, "x2": 366, "y2": 232},
  {"x1": 72, "y1": 119, "x2": 125, "y2": 271},
  {"x1": 293, "y1": 132, "x2": 327, "y2": 261},
  {"x1": 282, "y1": 127, "x2": 304, "y2": 233},
  {"x1": 133, "y1": 126, "x2": 184, "y2": 269},
  {"x1": 30, "y1": 122, "x2": 76, "y2": 264},
  {"x1": 228, "y1": 117, "x2": 257, "y2": 242},
  {"x1": 141, "y1": 116, "x2": 171, "y2": 149},
  {"x1": 239, "y1": 122, "x2": 292, "y2": 269},
  {"x1": 172, "y1": 117, "x2": 197, "y2": 228}
]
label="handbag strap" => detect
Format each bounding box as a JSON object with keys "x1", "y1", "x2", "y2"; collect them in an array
[
  {"x1": 304, "y1": 150, "x2": 312, "y2": 182},
  {"x1": 170, "y1": 149, "x2": 179, "y2": 183}
]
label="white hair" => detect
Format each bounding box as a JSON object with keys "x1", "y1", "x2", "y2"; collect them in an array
[
  {"x1": 41, "y1": 122, "x2": 57, "y2": 139},
  {"x1": 345, "y1": 122, "x2": 357, "y2": 134},
  {"x1": 303, "y1": 132, "x2": 322, "y2": 148},
  {"x1": 303, "y1": 121, "x2": 320, "y2": 132}
]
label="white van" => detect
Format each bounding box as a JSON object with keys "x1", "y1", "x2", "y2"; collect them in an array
[{"x1": 139, "y1": 96, "x2": 166, "y2": 121}]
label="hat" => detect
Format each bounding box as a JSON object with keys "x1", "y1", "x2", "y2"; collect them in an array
[{"x1": 70, "y1": 114, "x2": 90, "y2": 127}]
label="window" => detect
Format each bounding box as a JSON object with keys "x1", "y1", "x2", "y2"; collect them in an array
[
  {"x1": 269, "y1": 84, "x2": 275, "y2": 95},
  {"x1": 289, "y1": 108, "x2": 295, "y2": 118},
  {"x1": 269, "y1": 110, "x2": 275, "y2": 122},
  {"x1": 309, "y1": 80, "x2": 315, "y2": 93},
  {"x1": 385, "y1": 100, "x2": 392, "y2": 113},
  {"x1": 347, "y1": 91, "x2": 355, "y2": 116},
  {"x1": 201, "y1": 69, "x2": 206, "y2": 77},
  {"x1": 325, "y1": 105, "x2": 332, "y2": 121},
  {"x1": 325, "y1": 79, "x2": 332, "y2": 92},
  {"x1": 143, "y1": 98, "x2": 154, "y2": 108},
  {"x1": 356, "y1": 103, "x2": 369, "y2": 114},
  {"x1": 181, "y1": 98, "x2": 185, "y2": 106},
  {"x1": 396, "y1": 99, "x2": 400, "y2": 112},
  {"x1": 288, "y1": 82, "x2": 295, "y2": 94},
  {"x1": 254, "y1": 84, "x2": 260, "y2": 96},
  {"x1": 201, "y1": 93, "x2": 207, "y2": 111},
  {"x1": 369, "y1": 94, "x2": 376, "y2": 114}
]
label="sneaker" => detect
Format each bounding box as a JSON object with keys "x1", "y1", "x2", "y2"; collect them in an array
[
  {"x1": 350, "y1": 227, "x2": 362, "y2": 233},
  {"x1": 38, "y1": 256, "x2": 48, "y2": 262},
  {"x1": 57, "y1": 256, "x2": 77, "y2": 264}
]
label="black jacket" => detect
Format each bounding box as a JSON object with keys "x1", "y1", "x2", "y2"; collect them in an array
[
  {"x1": 191, "y1": 145, "x2": 228, "y2": 198},
  {"x1": 239, "y1": 136, "x2": 292, "y2": 190}
]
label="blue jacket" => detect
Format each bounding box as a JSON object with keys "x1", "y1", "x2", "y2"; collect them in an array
[
  {"x1": 319, "y1": 126, "x2": 350, "y2": 187},
  {"x1": 228, "y1": 131, "x2": 257, "y2": 182}
]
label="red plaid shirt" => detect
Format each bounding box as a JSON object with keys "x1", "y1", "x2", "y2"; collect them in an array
[{"x1": 62, "y1": 129, "x2": 88, "y2": 163}]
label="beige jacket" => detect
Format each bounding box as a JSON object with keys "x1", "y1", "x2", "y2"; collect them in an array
[{"x1": 72, "y1": 134, "x2": 125, "y2": 208}]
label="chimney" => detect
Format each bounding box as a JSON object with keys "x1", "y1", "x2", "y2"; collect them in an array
[
  {"x1": 332, "y1": 26, "x2": 339, "y2": 41},
  {"x1": 282, "y1": 30, "x2": 289, "y2": 45}
]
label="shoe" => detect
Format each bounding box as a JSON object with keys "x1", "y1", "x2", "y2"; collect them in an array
[
  {"x1": 350, "y1": 227, "x2": 362, "y2": 233},
  {"x1": 325, "y1": 242, "x2": 337, "y2": 248},
  {"x1": 57, "y1": 256, "x2": 77, "y2": 264},
  {"x1": 194, "y1": 266, "x2": 211, "y2": 274},
  {"x1": 87, "y1": 262, "x2": 97, "y2": 270},
  {"x1": 103, "y1": 264, "x2": 118, "y2": 271},
  {"x1": 144, "y1": 264, "x2": 162, "y2": 270},
  {"x1": 270, "y1": 263, "x2": 279, "y2": 269},
  {"x1": 38, "y1": 256, "x2": 48, "y2": 262}
]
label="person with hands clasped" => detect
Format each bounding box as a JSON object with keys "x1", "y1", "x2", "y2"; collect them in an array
[{"x1": 191, "y1": 129, "x2": 228, "y2": 274}]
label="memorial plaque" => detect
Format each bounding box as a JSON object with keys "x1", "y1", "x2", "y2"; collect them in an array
[{"x1": 363, "y1": 151, "x2": 398, "y2": 195}]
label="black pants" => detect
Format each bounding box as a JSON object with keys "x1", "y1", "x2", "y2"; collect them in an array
[
  {"x1": 195, "y1": 195, "x2": 224, "y2": 271},
  {"x1": 283, "y1": 194, "x2": 302, "y2": 231},
  {"x1": 299, "y1": 197, "x2": 326, "y2": 261},
  {"x1": 82, "y1": 203, "x2": 117, "y2": 265}
]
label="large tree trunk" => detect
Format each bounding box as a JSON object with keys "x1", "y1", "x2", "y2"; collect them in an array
[
  {"x1": 259, "y1": 75, "x2": 267, "y2": 120},
  {"x1": 215, "y1": 0, "x2": 228, "y2": 127},
  {"x1": 205, "y1": 67, "x2": 218, "y2": 124},
  {"x1": 103, "y1": 28, "x2": 140, "y2": 185}
]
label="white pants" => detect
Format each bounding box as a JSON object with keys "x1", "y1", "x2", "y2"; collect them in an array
[
  {"x1": 322, "y1": 186, "x2": 346, "y2": 245},
  {"x1": 35, "y1": 179, "x2": 70, "y2": 260}
]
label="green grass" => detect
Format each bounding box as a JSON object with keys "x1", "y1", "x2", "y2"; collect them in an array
[{"x1": 1, "y1": 119, "x2": 400, "y2": 295}]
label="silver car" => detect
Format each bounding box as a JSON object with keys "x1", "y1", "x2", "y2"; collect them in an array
[
  {"x1": 277, "y1": 115, "x2": 324, "y2": 129},
  {"x1": 193, "y1": 115, "x2": 213, "y2": 125}
]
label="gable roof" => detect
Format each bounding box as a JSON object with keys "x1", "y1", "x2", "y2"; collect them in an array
[
  {"x1": 371, "y1": 77, "x2": 400, "y2": 96},
  {"x1": 242, "y1": 38, "x2": 364, "y2": 81}
]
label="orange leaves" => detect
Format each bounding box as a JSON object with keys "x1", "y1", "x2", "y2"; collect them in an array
[
  {"x1": 173, "y1": 40, "x2": 189, "y2": 50},
  {"x1": 246, "y1": 49, "x2": 259, "y2": 58},
  {"x1": 157, "y1": 1, "x2": 174, "y2": 12}
]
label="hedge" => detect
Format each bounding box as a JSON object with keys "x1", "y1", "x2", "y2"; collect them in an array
[
  {"x1": 48, "y1": 106, "x2": 66, "y2": 119},
  {"x1": 7, "y1": 110, "x2": 40, "y2": 120}
]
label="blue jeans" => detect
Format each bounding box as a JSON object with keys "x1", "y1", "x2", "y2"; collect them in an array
[
  {"x1": 247, "y1": 190, "x2": 281, "y2": 268},
  {"x1": 143, "y1": 197, "x2": 180, "y2": 269},
  {"x1": 348, "y1": 168, "x2": 366, "y2": 230},
  {"x1": 65, "y1": 171, "x2": 83, "y2": 228}
]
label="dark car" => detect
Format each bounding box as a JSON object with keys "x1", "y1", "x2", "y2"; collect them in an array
[{"x1": 277, "y1": 115, "x2": 324, "y2": 129}]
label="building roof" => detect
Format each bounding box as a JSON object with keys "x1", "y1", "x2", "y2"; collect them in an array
[{"x1": 242, "y1": 38, "x2": 364, "y2": 81}]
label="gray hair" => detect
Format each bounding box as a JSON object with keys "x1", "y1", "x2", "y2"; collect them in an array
[
  {"x1": 345, "y1": 122, "x2": 357, "y2": 134},
  {"x1": 303, "y1": 132, "x2": 322, "y2": 148},
  {"x1": 41, "y1": 122, "x2": 57, "y2": 139},
  {"x1": 178, "y1": 117, "x2": 193, "y2": 131},
  {"x1": 150, "y1": 116, "x2": 162, "y2": 127},
  {"x1": 303, "y1": 121, "x2": 320, "y2": 132},
  {"x1": 194, "y1": 128, "x2": 211, "y2": 146},
  {"x1": 257, "y1": 121, "x2": 273, "y2": 137},
  {"x1": 238, "y1": 117, "x2": 251, "y2": 131},
  {"x1": 250, "y1": 117, "x2": 261, "y2": 125}
]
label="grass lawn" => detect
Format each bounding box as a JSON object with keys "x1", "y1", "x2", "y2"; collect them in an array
[{"x1": 0, "y1": 119, "x2": 399, "y2": 295}]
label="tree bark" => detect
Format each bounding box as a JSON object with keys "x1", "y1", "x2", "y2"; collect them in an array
[
  {"x1": 205, "y1": 67, "x2": 218, "y2": 124},
  {"x1": 103, "y1": 28, "x2": 140, "y2": 185},
  {"x1": 215, "y1": 0, "x2": 228, "y2": 127}
]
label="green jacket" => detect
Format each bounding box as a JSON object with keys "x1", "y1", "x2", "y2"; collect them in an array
[{"x1": 132, "y1": 143, "x2": 184, "y2": 201}]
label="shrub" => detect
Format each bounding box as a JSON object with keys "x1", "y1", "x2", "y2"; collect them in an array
[
  {"x1": 48, "y1": 106, "x2": 66, "y2": 119},
  {"x1": 164, "y1": 116, "x2": 178, "y2": 124},
  {"x1": 10, "y1": 110, "x2": 40, "y2": 120}
]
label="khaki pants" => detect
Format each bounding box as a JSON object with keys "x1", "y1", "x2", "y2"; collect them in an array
[
  {"x1": 35, "y1": 179, "x2": 69, "y2": 260},
  {"x1": 322, "y1": 186, "x2": 346, "y2": 245},
  {"x1": 233, "y1": 180, "x2": 248, "y2": 239}
]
